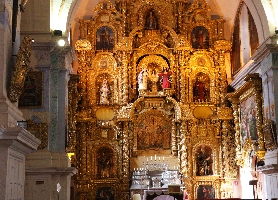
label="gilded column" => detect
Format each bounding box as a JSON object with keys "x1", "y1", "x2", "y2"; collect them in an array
[
  {"x1": 254, "y1": 79, "x2": 265, "y2": 163},
  {"x1": 171, "y1": 120, "x2": 177, "y2": 156},
  {"x1": 121, "y1": 51, "x2": 129, "y2": 104},
  {"x1": 179, "y1": 51, "x2": 186, "y2": 103},
  {"x1": 214, "y1": 40, "x2": 231, "y2": 104},
  {"x1": 227, "y1": 97, "x2": 241, "y2": 163},
  {"x1": 67, "y1": 74, "x2": 80, "y2": 152},
  {"x1": 121, "y1": 121, "x2": 130, "y2": 200}
]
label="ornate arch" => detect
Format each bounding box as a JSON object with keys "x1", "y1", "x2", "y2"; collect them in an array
[{"x1": 137, "y1": 54, "x2": 169, "y2": 73}]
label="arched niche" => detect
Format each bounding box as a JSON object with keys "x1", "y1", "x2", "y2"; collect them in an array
[{"x1": 96, "y1": 146, "x2": 115, "y2": 178}]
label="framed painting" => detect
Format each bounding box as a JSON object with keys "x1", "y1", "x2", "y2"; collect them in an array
[
  {"x1": 96, "y1": 26, "x2": 114, "y2": 51},
  {"x1": 226, "y1": 74, "x2": 264, "y2": 166},
  {"x1": 191, "y1": 26, "x2": 209, "y2": 49},
  {"x1": 19, "y1": 71, "x2": 43, "y2": 108},
  {"x1": 240, "y1": 95, "x2": 258, "y2": 146},
  {"x1": 96, "y1": 187, "x2": 114, "y2": 200},
  {"x1": 196, "y1": 185, "x2": 215, "y2": 199}
]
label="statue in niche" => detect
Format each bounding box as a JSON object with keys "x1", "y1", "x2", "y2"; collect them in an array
[
  {"x1": 145, "y1": 11, "x2": 157, "y2": 30},
  {"x1": 133, "y1": 34, "x2": 141, "y2": 48},
  {"x1": 158, "y1": 68, "x2": 172, "y2": 89},
  {"x1": 138, "y1": 68, "x2": 149, "y2": 90},
  {"x1": 196, "y1": 145, "x2": 213, "y2": 176},
  {"x1": 97, "y1": 149, "x2": 113, "y2": 178},
  {"x1": 149, "y1": 69, "x2": 159, "y2": 92},
  {"x1": 100, "y1": 28, "x2": 110, "y2": 49},
  {"x1": 193, "y1": 73, "x2": 210, "y2": 102},
  {"x1": 100, "y1": 79, "x2": 110, "y2": 104}
]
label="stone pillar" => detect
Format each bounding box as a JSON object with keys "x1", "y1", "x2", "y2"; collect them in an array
[
  {"x1": 0, "y1": 127, "x2": 40, "y2": 200},
  {"x1": 257, "y1": 150, "x2": 278, "y2": 200},
  {"x1": 49, "y1": 46, "x2": 74, "y2": 152}
]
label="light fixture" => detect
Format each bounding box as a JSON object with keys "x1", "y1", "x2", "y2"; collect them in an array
[
  {"x1": 17, "y1": 121, "x2": 28, "y2": 129},
  {"x1": 57, "y1": 38, "x2": 66, "y2": 47},
  {"x1": 53, "y1": 30, "x2": 63, "y2": 36}
]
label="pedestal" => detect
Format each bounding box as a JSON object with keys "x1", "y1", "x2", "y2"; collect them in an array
[
  {"x1": 25, "y1": 149, "x2": 77, "y2": 200},
  {"x1": 0, "y1": 127, "x2": 41, "y2": 200}
]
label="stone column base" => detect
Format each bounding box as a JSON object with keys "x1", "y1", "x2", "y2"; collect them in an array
[{"x1": 25, "y1": 149, "x2": 77, "y2": 200}]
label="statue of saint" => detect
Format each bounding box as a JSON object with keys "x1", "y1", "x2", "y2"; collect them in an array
[
  {"x1": 149, "y1": 70, "x2": 158, "y2": 92},
  {"x1": 146, "y1": 11, "x2": 157, "y2": 30},
  {"x1": 197, "y1": 146, "x2": 213, "y2": 176},
  {"x1": 138, "y1": 68, "x2": 148, "y2": 90},
  {"x1": 98, "y1": 152, "x2": 111, "y2": 178},
  {"x1": 100, "y1": 27, "x2": 110, "y2": 49},
  {"x1": 100, "y1": 79, "x2": 110, "y2": 104},
  {"x1": 158, "y1": 69, "x2": 171, "y2": 89}
]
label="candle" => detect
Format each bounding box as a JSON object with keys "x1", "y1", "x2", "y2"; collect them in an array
[
  {"x1": 151, "y1": 156, "x2": 152, "y2": 161},
  {"x1": 163, "y1": 156, "x2": 164, "y2": 161},
  {"x1": 147, "y1": 158, "x2": 148, "y2": 162},
  {"x1": 159, "y1": 156, "x2": 160, "y2": 161},
  {"x1": 155, "y1": 154, "x2": 156, "y2": 161}
]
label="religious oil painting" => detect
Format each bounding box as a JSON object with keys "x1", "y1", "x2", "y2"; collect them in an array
[
  {"x1": 96, "y1": 187, "x2": 114, "y2": 200},
  {"x1": 19, "y1": 71, "x2": 43, "y2": 108},
  {"x1": 136, "y1": 114, "x2": 171, "y2": 150},
  {"x1": 196, "y1": 185, "x2": 215, "y2": 199},
  {"x1": 240, "y1": 95, "x2": 258, "y2": 146},
  {"x1": 191, "y1": 26, "x2": 209, "y2": 49},
  {"x1": 96, "y1": 26, "x2": 114, "y2": 50}
]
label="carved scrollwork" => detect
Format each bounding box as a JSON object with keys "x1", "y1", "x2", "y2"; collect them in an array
[{"x1": 8, "y1": 36, "x2": 32, "y2": 102}]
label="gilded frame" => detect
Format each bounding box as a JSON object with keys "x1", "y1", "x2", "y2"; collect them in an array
[
  {"x1": 192, "y1": 176, "x2": 220, "y2": 200},
  {"x1": 263, "y1": 119, "x2": 277, "y2": 151},
  {"x1": 226, "y1": 74, "x2": 264, "y2": 167}
]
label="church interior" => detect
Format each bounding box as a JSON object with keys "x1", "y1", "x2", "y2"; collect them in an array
[{"x1": 0, "y1": 0, "x2": 278, "y2": 199}]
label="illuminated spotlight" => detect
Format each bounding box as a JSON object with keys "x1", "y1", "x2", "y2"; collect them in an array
[
  {"x1": 31, "y1": 39, "x2": 35, "y2": 43},
  {"x1": 58, "y1": 38, "x2": 66, "y2": 47}
]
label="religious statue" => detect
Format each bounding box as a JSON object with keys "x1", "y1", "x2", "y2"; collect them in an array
[
  {"x1": 158, "y1": 68, "x2": 171, "y2": 89},
  {"x1": 100, "y1": 79, "x2": 110, "y2": 104},
  {"x1": 196, "y1": 146, "x2": 213, "y2": 176},
  {"x1": 100, "y1": 27, "x2": 110, "y2": 49},
  {"x1": 98, "y1": 152, "x2": 112, "y2": 178},
  {"x1": 146, "y1": 11, "x2": 157, "y2": 30},
  {"x1": 149, "y1": 70, "x2": 159, "y2": 92},
  {"x1": 193, "y1": 75, "x2": 209, "y2": 102},
  {"x1": 138, "y1": 68, "x2": 148, "y2": 90}
]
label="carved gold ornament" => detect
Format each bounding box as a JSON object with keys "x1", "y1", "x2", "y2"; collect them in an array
[{"x1": 8, "y1": 36, "x2": 32, "y2": 102}]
